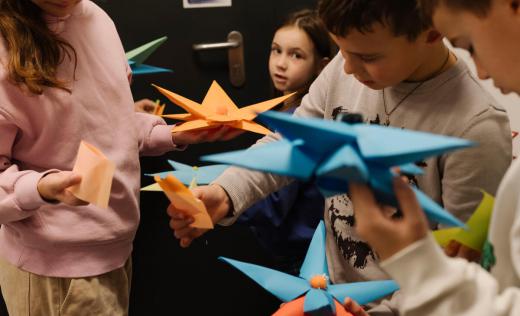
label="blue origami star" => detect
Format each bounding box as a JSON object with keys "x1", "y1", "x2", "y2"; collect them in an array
[
  {"x1": 220, "y1": 221, "x2": 399, "y2": 315},
  {"x1": 203, "y1": 111, "x2": 474, "y2": 227}
]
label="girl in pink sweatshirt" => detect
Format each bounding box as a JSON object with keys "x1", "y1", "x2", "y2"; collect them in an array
[{"x1": 0, "y1": 0, "x2": 232, "y2": 315}]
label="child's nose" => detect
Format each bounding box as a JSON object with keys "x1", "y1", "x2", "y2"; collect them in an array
[{"x1": 276, "y1": 55, "x2": 288, "y2": 69}]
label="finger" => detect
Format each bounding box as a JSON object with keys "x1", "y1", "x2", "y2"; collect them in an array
[
  {"x1": 349, "y1": 182, "x2": 382, "y2": 220},
  {"x1": 173, "y1": 226, "x2": 196, "y2": 239},
  {"x1": 205, "y1": 126, "x2": 229, "y2": 142},
  {"x1": 61, "y1": 190, "x2": 89, "y2": 206},
  {"x1": 444, "y1": 240, "x2": 461, "y2": 257},
  {"x1": 393, "y1": 177, "x2": 424, "y2": 222},
  {"x1": 457, "y1": 244, "x2": 481, "y2": 262},
  {"x1": 221, "y1": 129, "x2": 243, "y2": 141},
  {"x1": 180, "y1": 237, "x2": 193, "y2": 248},
  {"x1": 167, "y1": 205, "x2": 187, "y2": 219},
  {"x1": 169, "y1": 218, "x2": 194, "y2": 231},
  {"x1": 344, "y1": 297, "x2": 365, "y2": 316}
]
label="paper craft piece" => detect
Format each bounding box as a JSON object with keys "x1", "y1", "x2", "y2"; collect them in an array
[
  {"x1": 141, "y1": 160, "x2": 228, "y2": 191},
  {"x1": 153, "y1": 99, "x2": 166, "y2": 116},
  {"x1": 203, "y1": 111, "x2": 474, "y2": 227},
  {"x1": 126, "y1": 36, "x2": 172, "y2": 75},
  {"x1": 153, "y1": 81, "x2": 294, "y2": 135},
  {"x1": 69, "y1": 141, "x2": 115, "y2": 208},
  {"x1": 154, "y1": 175, "x2": 213, "y2": 229},
  {"x1": 433, "y1": 191, "x2": 494, "y2": 251},
  {"x1": 220, "y1": 221, "x2": 399, "y2": 316}
]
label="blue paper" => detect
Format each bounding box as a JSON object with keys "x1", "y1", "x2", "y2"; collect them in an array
[
  {"x1": 147, "y1": 160, "x2": 228, "y2": 186},
  {"x1": 219, "y1": 221, "x2": 399, "y2": 315},
  {"x1": 203, "y1": 111, "x2": 473, "y2": 227},
  {"x1": 299, "y1": 222, "x2": 328, "y2": 282},
  {"x1": 304, "y1": 289, "x2": 335, "y2": 315},
  {"x1": 219, "y1": 257, "x2": 309, "y2": 302}
]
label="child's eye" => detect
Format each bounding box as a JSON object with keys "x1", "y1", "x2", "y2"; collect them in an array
[
  {"x1": 290, "y1": 53, "x2": 303, "y2": 59},
  {"x1": 359, "y1": 55, "x2": 379, "y2": 63},
  {"x1": 271, "y1": 47, "x2": 281, "y2": 54}
]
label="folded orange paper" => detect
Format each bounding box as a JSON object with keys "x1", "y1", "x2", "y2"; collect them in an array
[
  {"x1": 154, "y1": 175, "x2": 214, "y2": 229},
  {"x1": 70, "y1": 141, "x2": 115, "y2": 208},
  {"x1": 154, "y1": 81, "x2": 294, "y2": 135}
]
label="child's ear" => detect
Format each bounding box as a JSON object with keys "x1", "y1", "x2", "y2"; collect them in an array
[{"x1": 425, "y1": 30, "x2": 442, "y2": 44}]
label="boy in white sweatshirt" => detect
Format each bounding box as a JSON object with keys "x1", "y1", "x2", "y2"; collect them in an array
[{"x1": 348, "y1": 0, "x2": 520, "y2": 315}]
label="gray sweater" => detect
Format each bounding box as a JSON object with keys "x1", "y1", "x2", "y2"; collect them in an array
[{"x1": 214, "y1": 52, "x2": 512, "y2": 314}]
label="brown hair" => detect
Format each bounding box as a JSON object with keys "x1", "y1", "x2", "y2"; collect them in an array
[
  {"x1": 317, "y1": 0, "x2": 432, "y2": 41},
  {"x1": 274, "y1": 9, "x2": 336, "y2": 111},
  {"x1": 419, "y1": 0, "x2": 492, "y2": 18},
  {"x1": 0, "y1": 0, "x2": 77, "y2": 95}
]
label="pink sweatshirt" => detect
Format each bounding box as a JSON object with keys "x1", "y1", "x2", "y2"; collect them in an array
[{"x1": 0, "y1": 1, "x2": 179, "y2": 277}]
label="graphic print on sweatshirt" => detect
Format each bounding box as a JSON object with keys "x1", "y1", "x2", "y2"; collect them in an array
[{"x1": 328, "y1": 106, "x2": 427, "y2": 271}]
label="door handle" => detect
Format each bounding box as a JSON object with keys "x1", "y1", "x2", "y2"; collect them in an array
[{"x1": 192, "y1": 31, "x2": 245, "y2": 87}]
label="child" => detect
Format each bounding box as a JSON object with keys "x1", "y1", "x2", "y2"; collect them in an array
[
  {"x1": 168, "y1": 0, "x2": 512, "y2": 314},
  {"x1": 0, "y1": 1, "x2": 232, "y2": 315},
  {"x1": 237, "y1": 9, "x2": 334, "y2": 274},
  {"x1": 348, "y1": 0, "x2": 520, "y2": 315}
]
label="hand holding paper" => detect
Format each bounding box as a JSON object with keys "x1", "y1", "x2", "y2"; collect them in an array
[
  {"x1": 37, "y1": 171, "x2": 88, "y2": 206},
  {"x1": 155, "y1": 175, "x2": 214, "y2": 229},
  {"x1": 166, "y1": 184, "x2": 231, "y2": 247},
  {"x1": 69, "y1": 141, "x2": 115, "y2": 208}
]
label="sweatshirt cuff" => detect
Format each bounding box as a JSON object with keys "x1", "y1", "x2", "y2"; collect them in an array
[
  {"x1": 150, "y1": 125, "x2": 187, "y2": 152},
  {"x1": 213, "y1": 173, "x2": 249, "y2": 226},
  {"x1": 381, "y1": 234, "x2": 462, "y2": 306},
  {"x1": 14, "y1": 170, "x2": 59, "y2": 211}
]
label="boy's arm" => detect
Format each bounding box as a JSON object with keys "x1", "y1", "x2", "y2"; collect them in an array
[
  {"x1": 213, "y1": 60, "x2": 330, "y2": 224},
  {"x1": 440, "y1": 107, "x2": 511, "y2": 222},
  {"x1": 382, "y1": 234, "x2": 520, "y2": 316}
]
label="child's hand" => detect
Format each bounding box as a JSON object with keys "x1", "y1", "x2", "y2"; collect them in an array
[
  {"x1": 444, "y1": 240, "x2": 481, "y2": 262},
  {"x1": 134, "y1": 98, "x2": 158, "y2": 114},
  {"x1": 172, "y1": 126, "x2": 243, "y2": 146},
  {"x1": 167, "y1": 184, "x2": 232, "y2": 247},
  {"x1": 349, "y1": 177, "x2": 429, "y2": 261},
  {"x1": 343, "y1": 297, "x2": 369, "y2": 316},
  {"x1": 37, "y1": 171, "x2": 88, "y2": 206}
]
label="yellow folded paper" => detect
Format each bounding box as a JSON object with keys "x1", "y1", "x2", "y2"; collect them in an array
[
  {"x1": 154, "y1": 81, "x2": 295, "y2": 135},
  {"x1": 153, "y1": 99, "x2": 165, "y2": 116},
  {"x1": 433, "y1": 191, "x2": 494, "y2": 251},
  {"x1": 141, "y1": 183, "x2": 162, "y2": 191},
  {"x1": 154, "y1": 175, "x2": 214, "y2": 229},
  {"x1": 69, "y1": 141, "x2": 115, "y2": 208}
]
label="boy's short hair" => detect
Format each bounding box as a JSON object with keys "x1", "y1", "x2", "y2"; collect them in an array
[
  {"x1": 317, "y1": 0, "x2": 432, "y2": 41},
  {"x1": 419, "y1": 0, "x2": 492, "y2": 18}
]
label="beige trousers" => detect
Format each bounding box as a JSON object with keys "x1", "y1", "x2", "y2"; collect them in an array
[{"x1": 0, "y1": 257, "x2": 131, "y2": 316}]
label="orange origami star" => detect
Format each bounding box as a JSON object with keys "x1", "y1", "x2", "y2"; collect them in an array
[{"x1": 153, "y1": 81, "x2": 294, "y2": 135}]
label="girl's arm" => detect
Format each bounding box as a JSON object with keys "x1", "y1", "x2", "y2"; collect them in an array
[{"x1": 0, "y1": 117, "x2": 54, "y2": 223}]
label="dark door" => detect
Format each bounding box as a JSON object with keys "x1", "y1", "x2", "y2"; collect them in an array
[{"x1": 96, "y1": 1, "x2": 318, "y2": 315}]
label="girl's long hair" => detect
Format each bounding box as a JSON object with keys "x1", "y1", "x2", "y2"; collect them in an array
[{"x1": 0, "y1": 0, "x2": 76, "y2": 95}]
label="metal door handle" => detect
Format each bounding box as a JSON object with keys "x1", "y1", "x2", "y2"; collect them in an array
[
  {"x1": 192, "y1": 31, "x2": 245, "y2": 87},
  {"x1": 193, "y1": 41, "x2": 239, "y2": 51}
]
